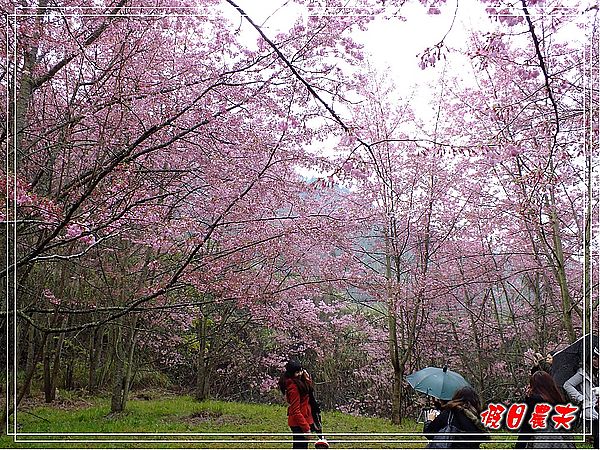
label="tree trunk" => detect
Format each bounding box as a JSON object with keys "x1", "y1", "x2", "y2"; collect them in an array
[
  {"x1": 65, "y1": 359, "x2": 74, "y2": 390},
  {"x1": 110, "y1": 324, "x2": 125, "y2": 413},
  {"x1": 23, "y1": 325, "x2": 37, "y2": 397},
  {"x1": 98, "y1": 330, "x2": 111, "y2": 388},
  {"x1": 390, "y1": 364, "x2": 402, "y2": 424},
  {"x1": 49, "y1": 327, "x2": 67, "y2": 398},
  {"x1": 43, "y1": 318, "x2": 67, "y2": 402},
  {"x1": 110, "y1": 316, "x2": 138, "y2": 413},
  {"x1": 385, "y1": 228, "x2": 403, "y2": 424},
  {"x1": 514, "y1": 157, "x2": 576, "y2": 341},
  {"x1": 121, "y1": 317, "x2": 139, "y2": 408},
  {"x1": 43, "y1": 336, "x2": 53, "y2": 402},
  {"x1": 2, "y1": 332, "x2": 48, "y2": 432},
  {"x1": 548, "y1": 191, "x2": 576, "y2": 342},
  {"x1": 195, "y1": 314, "x2": 210, "y2": 401},
  {"x1": 12, "y1": 0, "x2": 49, "y2": 165},
  {"x1": 88, "y1": 327, "x2": 102, "y2": 394}
]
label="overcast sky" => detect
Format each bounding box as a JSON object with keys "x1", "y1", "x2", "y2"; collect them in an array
[
  {"x1": 221, "y1": 0, "x2": 593, "y2": 174},
  {"x1": 224, "y1": 0, "x2": 497, "y2": 120}
]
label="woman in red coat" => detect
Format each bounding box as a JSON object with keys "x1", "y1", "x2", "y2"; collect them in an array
[{"x1": 278, "y1": 360, "x2": 314, "y2": 449}]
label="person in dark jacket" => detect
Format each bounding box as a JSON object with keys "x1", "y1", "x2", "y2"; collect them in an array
[
  {"x1": 278, "y1": 359, "x2": 315, "y2": 449},
  {"x1": 515, "y1": 370, "x2": 575, "y2": 449},
  {"x1": 423, "y1": 386, "x2": 490, "y2": 449},
  {"x1": 563, "y1": 349, "x2": 599, "y2": 448}
]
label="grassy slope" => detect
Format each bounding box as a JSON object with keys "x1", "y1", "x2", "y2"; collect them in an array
[{"x1": 0, "y1": 393, "x2": 591, "y2": 449}]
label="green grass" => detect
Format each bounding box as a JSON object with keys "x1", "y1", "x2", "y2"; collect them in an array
[{"x1": 0, "y1": 393, "x2": 594, "y2": 449}]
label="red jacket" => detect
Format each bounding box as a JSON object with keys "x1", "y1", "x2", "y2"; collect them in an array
[{"x1": 285, "y1": 378, "x2": 313, "y2": 432}]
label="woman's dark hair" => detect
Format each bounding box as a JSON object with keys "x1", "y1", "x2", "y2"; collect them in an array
[
  {"x1": 433, "y1": 399, "x2": 446, "y2": 410},
  {"x1": 445, "y1": 386, "x2": 482, "y2": 413},
  {"x1": 278, "y1": 371, "x2": 310, "y2": 395},
  {"x1": 529, "y1": 370, "x2": 565, "y2": 404},
  {"x1": 278, "y1": 373, "x2": 290, "y2": 394}
]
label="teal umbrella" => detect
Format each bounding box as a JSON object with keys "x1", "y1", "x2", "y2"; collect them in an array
[{"x1": 406, "y1": 366, "x2": 471, "y2": 400}]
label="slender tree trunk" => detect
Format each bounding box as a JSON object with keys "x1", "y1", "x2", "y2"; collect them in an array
[
  {"x1": 98, "y1": 330, "x2": 112, "y2": 388},
  {"x1": 513, "y1": 157, "x2": 575, "y2": 341},
  {"x1": 195, "y1": 314, "x2": 210, "y2": 401},
  {"x1": 88, "y1": 327, "x2": 102, "y2": 394},
  {"x1": 13, "y1": 0, "x2": 49, "y2": 165},
  {"x1": 2, "y1": 332, "x2": 48, "y2": 432},
  {"x1": 43, "y1": 317, "x2": 66, "y2": 402},
  {"x1": 49, "y1": 326, "x2": 67, "y2": 399},
  {"x1": 121, "y1": 317, "x2": 139, "y2": 409},
  {"x1": 489, "y1": 288, "x2": 521, "y2": 391},
  {"x1": 65, "y1": 358, "x2": 74, "y2": 390},
  {"x1": 110, "y1": 316, "x2": 138, "y2": 413},
  {"x1": 385, "y1": 229, "x2": 403, "y2": 424},
  {"x1": 548, "y1": 190, "x2": 576, "y2": 342},
  {"x1": 43, "y1": 335, "x2": 53, "y2": 402},
  {"x1": 110, "y1": 324, "x2": 125, "y2": 413},
  {"x1": 23, "y1": 325, "x2": 37, "y2": 397}
]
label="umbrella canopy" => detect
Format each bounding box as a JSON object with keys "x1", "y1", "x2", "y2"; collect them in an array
[
  {"x1": 406, "y1": 366, "x2": 471, "y2": 400},
  {"x1": 552, "y1": 333, "x2": 599, "y2": 388}
]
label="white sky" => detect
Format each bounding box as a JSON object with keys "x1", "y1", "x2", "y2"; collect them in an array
[
  {"x1": 223, "y1": 0, "x2": 492, "y2": 175},
  {"x1": 228, "y1": 0, "x2": 490, "y2": 103},
  {"x1": 227, "y1": 0, "x2": 591, "y2": 101},
  {"x1": 223, "y1": 0, "x2": 594, "y2": 178}
]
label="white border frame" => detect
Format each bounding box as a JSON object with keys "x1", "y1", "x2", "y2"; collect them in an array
[{"x1": 4, "y1": 2, "x2": 598, "y2": 448}]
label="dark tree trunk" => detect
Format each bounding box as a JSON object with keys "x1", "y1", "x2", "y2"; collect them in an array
[
  {"x1": 43, "y1": 336, "x2": 53, "y2": 402},
  {"x1": 110, "y1": 324, "x2": 125, "y2": 413},
  {"x1": 23, "y1": 325, "x2": 37, "y2": 397},
  {"x1": 2, "y1": 332, "x2": 48, "y2": 432},
  {"x1": 195, "y1": 315, "x2": 211, "y2": 401},
  {"x1": 110, "y1": 316, "x2": 138, "y2": 413},
  {"x1": 88, "y1": 327, "x2": 102, "y2": 394}
]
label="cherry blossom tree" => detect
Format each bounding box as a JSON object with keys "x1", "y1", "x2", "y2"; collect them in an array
[{"x1": 0, "y1": 0, "x2": 596, "y2": 429}]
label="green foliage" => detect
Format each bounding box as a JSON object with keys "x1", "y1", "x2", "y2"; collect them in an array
[
  {"x1": 131, "y1": 370, "x2": 172, "y2": 390},
  {"x1": 1, "y1": 395, "x2": 413, "y2": 448},
  {"x1": 1, "y1": 394, "x2": 594, "y2": 449}
]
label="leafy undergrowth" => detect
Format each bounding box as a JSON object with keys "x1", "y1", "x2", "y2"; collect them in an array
[{"x1": 0, "y1": 393, "x2": 593, "y2": 449}]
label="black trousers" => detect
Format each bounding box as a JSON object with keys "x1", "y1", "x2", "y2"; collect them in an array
[
  {"x1": 581, "y1": 417, "x2": 600, "y2": 448},
  {"x1": 290, "y1": 426, "x2": 309, "y2": 449}
]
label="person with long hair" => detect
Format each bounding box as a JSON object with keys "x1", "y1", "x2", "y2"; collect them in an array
[
  {"x1": 516, "y1": 370, "x2": 575, "y2": 449},
  {"x1": 423, "y1": 386, "x2": 490, "y2": 449},
  {"x1": 278, "y1": 359, "x2": 314, "y2": 449},
  {"x1": 563, "y1": 348, "x2": 599, "y2": 448}
]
